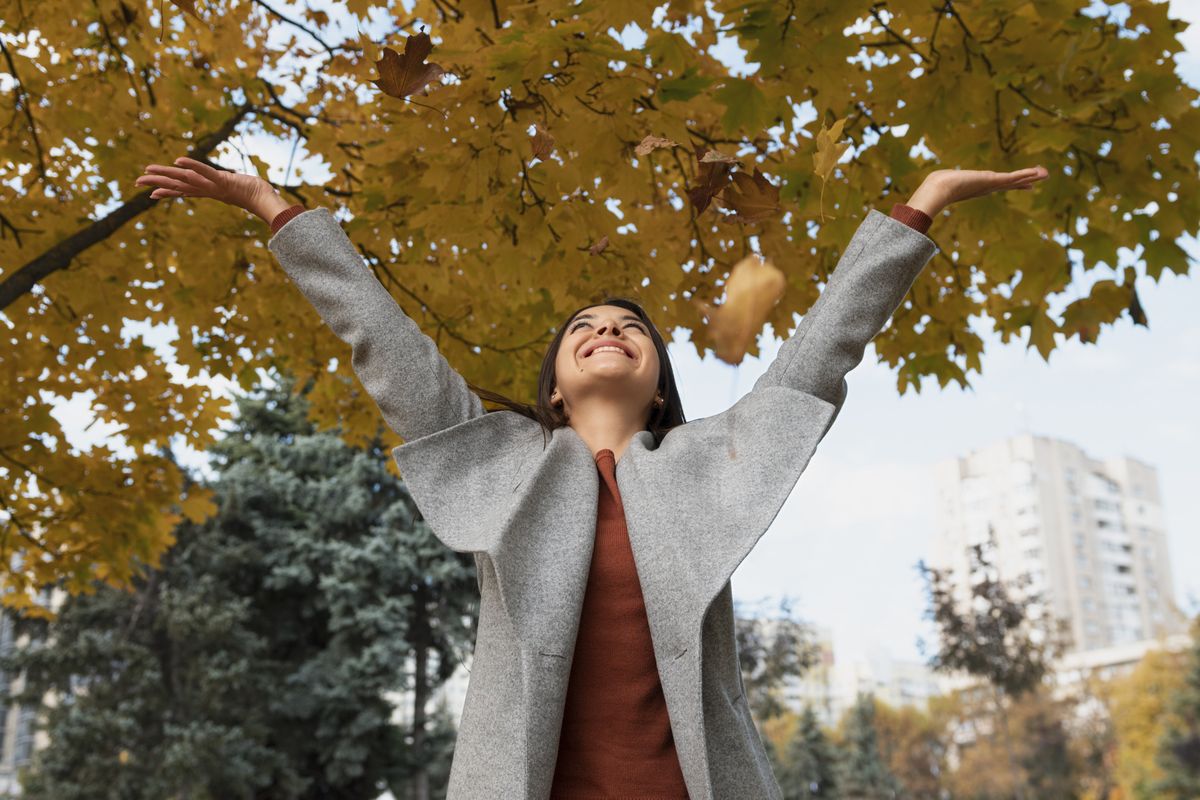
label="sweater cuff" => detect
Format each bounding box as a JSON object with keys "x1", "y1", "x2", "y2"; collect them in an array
[
  {"x1": 270, "y1": 204, "x2": 307, "y2": 235},
  {"x1": 889, "y1": 203, "x2": 933, "y2": 234}
]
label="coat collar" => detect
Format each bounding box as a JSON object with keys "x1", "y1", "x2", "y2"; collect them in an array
[{"x1": 391, "y1": 385, "x2": 836, "y2": 662}]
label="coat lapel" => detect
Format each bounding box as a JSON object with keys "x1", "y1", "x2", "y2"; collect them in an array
[{"x1": 617, "y1": 384, "x2": 837, "y2": 800}]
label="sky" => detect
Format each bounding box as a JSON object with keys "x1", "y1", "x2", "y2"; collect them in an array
[{"x1": 45, "y1": 1, "x2": 1200, "y2": 667}]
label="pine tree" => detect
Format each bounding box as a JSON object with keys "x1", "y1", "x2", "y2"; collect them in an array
[
  {"x1": 778, "y1": 705, "x2": 840, "y2": 799},
  {"x1": 0, "y1": 374, "x2": 477, "y2": 799},
  {"x1": 1155, "y1": 618, "x2": 1200, "y2": 798},
  {"x1": 838, "y1": 694, "x2": 906, "y2": 800}
]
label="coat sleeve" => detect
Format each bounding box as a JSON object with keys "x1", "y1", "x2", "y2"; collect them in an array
[
  {"x1": 268, "y1": 208, "x2": 485, "y2": 443},
  {"x1": 750, "y1": 208, "x2": 940, "y2": 421}
]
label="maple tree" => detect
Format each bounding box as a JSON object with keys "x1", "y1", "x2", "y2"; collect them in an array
[{"x1": 2, "y1": 0, "x2": 1197, "y2": 607}]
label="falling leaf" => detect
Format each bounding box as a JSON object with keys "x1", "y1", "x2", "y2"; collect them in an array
[
  {"x1": 372, "y1": 31, "x2": 445, "y2": 99},
  {"x1": 722, "y1": 168, "x2": 781, "y2": 224},
  {"x1": 168, "y1": 0, "x2": 202, "y2": 19},
  {"x1": 687, "y1": 145, "x2": 734, "y2": 214},
  {"x1": 1128, "y1": 285, "x2": 1148, "y2": 326},
  {"x1": 700, "y1": 150, "x2": 738, "y2": 164},
  {"x1": 635, "y1": 135, "x2": 678, "y2": 156},
  {"x1": 531, "y1": 122, "x2": 555, "y2": 161},
  {"x1": 691, "y1": 253, "x2": 786, "y2": 364},
  {"x1": 812, "y1": 116, "x2": 849, "y2": 221},
  {"x1": 588, "y1": 235, "x2": 609, "y2": 255}
]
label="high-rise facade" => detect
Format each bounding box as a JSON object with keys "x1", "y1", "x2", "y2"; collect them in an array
[{"x1": 932, "y1": 433, "x2": 1182, "y2": 654}]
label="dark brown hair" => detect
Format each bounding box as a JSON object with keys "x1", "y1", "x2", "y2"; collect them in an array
[{"x1": 465, "y1": 296, "x2": 687, "y2": 448}]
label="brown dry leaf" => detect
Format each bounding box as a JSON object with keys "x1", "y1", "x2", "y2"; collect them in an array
[
  {"x1": 635, "y1": 135, "x2": 678, "y2": 156},
  {"x1": 372, "y1": 31, "x2": 445, "y2": 99},
  {"x1": 700, "y1": 150, "x2": 738, "y2": 164},
  {"x1": 531, "y1": 122, "x2": 555, "y2": 160},
  {"x1": 588, "y1": 235, "x2": 609, "y2": 255},
  {"x1": 687, "y1": 145, "x2": 735, "y2": 214},
  {"x1": 692, "y1": 253, "x2": 786, "y2": 364},
  {"x1": 812, "y1": 116, "x2": 849, "y2": 221},
  {"x1": 168, "y1": 0, "x2": 201, "y2": 19},
  {"x1": 722, "y1": 168, "x2": 781, "y2": 224}
]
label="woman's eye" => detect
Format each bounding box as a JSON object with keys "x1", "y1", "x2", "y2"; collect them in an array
[{"x1": 570, "y1": 321, "x2": 644, "y2": 333}]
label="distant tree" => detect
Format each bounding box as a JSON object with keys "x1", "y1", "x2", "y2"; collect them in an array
[
  {"x1": 778, "y1": 705, "x2": 841, "y2": 799},
  {"x1": 936, "y1": 683, "x2": 1085, "y2": 800},
  {"x1": 838, "y1": 693, "x2": 906, "y2": 799},
  {"x1": 873, "y1": 699, "x2": 947, "y2": 799},
  {"x1": 1155, "y1": 618, "x2": 1200, "y2": 798},
  {"x1": 918, "y1": 530, "x2": 1068, "y2": 800},
  {"x1": 1068, "y1": 675, "x2": 1120, "y2": 800},
  {"x1": 735, "y1": 596, "x2": 820, "y2": 722},
  {"x1": 0, "y1": 375, "x2": 477, "y2": 799}
]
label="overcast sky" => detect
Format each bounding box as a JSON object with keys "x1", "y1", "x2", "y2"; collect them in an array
[{"x1": 46, "y1": 1, "x2": 1199, "y2": 667}]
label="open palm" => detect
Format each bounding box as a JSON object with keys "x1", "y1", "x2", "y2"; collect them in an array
[
  {"x1": 930, "y1": 166, "x2": 1049, "y2": 204},
  {"x1": 134, "y1": 157, "x2": 289, "y2": 221},
  {"x1": 904, "y1": 165, "x2": 1049, "y2": 218}
]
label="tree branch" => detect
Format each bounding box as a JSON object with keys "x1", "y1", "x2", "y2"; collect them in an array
[{"x1": 0, "y1": 105, "x2": 253, "y2": 313}]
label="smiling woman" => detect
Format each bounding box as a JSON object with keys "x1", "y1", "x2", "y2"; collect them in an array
[{"x1": 134, "y1": 153, "x2": 1045, "y2": 799}]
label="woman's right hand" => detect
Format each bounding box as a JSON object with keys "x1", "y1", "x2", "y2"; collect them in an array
[{"x1": 135, "y1": 157, "x2": 292, "y2": 223}]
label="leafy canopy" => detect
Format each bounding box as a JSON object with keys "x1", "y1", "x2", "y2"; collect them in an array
[{"x1": 1, "y1": 0, "x2": 1196, "y2": 606}]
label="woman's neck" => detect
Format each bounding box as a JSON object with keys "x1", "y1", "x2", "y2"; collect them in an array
[{"x1": 565, "y1": 400, "x2": 649, "y2": 464}]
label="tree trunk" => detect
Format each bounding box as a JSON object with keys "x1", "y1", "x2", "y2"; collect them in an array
[
  {"x1": 412, "y1": 582, "x2": 431, "y2": 800},
  {"x1": 992, "y1": 687, "x2": 1025, "y2": 800}
]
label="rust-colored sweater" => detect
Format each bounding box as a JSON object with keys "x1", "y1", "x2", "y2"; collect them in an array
[
  {"x1": 549, "y1": 447, "x2": 690, "y2": 799},
  {"x1": 269, "y1": 201, "x2": 933, "y2": 799}
]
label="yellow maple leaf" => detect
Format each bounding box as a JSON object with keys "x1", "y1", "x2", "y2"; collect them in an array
[
  {"x1": 692, "y1": 254, "x2": 786, "y2": 364},
  {"x1": 812, "y1": 117, "x2": 849, "y2": 222}
]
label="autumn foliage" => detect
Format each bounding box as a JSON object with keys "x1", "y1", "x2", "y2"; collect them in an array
[{"x1": 1, "y1": 1, "x2": 1197, "y2": 605}]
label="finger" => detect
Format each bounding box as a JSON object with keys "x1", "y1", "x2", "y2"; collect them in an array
[
  {"x1": 144, "y1": 163, "x2": 211, "y2": 187},
  {"x1": 136, "y1": 175, "x2": 194, "y2": 193},
  {"x1": 1014, "y1": 174, "x2": 1045, "y2": 188},
  {"x1": 174, "y1": 156, "x2": 225, "y2": 181},
  {"x1": 150, "y1": 189, "x2": 184, "y2": 199},
  {"x1": 1015, "y1": 166, "x2": 1048, "y2": 179}
]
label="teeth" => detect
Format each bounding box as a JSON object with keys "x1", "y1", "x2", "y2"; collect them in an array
[{"x1": 589, "y1": 346, "x2": 629, "y2": 357}]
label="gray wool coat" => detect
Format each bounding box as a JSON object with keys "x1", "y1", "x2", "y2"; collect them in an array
[{"x1": 268, "y1": 207, "x2": 939, "y2": 799}]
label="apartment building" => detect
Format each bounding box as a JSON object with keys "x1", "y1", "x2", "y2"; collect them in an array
[{"x1": 931, "y1": 433, "x2": 1183, "y2": 655}]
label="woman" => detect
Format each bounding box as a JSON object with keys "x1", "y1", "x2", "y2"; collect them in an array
[{"x1": 136, "y1": 156, "x2": 1047, "y2": 799}]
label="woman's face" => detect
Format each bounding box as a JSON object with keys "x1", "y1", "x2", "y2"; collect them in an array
[{"x1": 552, "y1": 304, "x2": 661, "y2": 423}]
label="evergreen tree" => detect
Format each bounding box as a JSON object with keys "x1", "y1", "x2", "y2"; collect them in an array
[
  {"x1": 778, "y1": 705, "x2": 840, "y2": 799},
  {"x1": 1155, "y1": 618, "x2": 1200, "y2": 798},
  {"x1": 735, "y1": 596, "x2": 819, "y2": 722},
  {"x1": 0, "y1": 375, "x2": 477, "y2": 799},
  {"x1": 838, "y1": 694, "x2": 906, "y2": 800}
]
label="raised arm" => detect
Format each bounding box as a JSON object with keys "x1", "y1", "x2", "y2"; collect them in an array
[
  {"x1": 753, "y1": 166, "x2": 1049, "y2": 417},
  {"x1": 135, "y1": 157, "x2": 484, "y2": 443},
  {"x1": 751, "y1": 207, "x2": 938, "y2": 410},
  {"x1": 266, "y1": 208, "x2": 485, "y2": 441}
]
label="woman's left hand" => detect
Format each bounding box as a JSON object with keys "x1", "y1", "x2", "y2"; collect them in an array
[{"x1": 906, "y1": 165, "x2": 1050, "y2": 218}]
